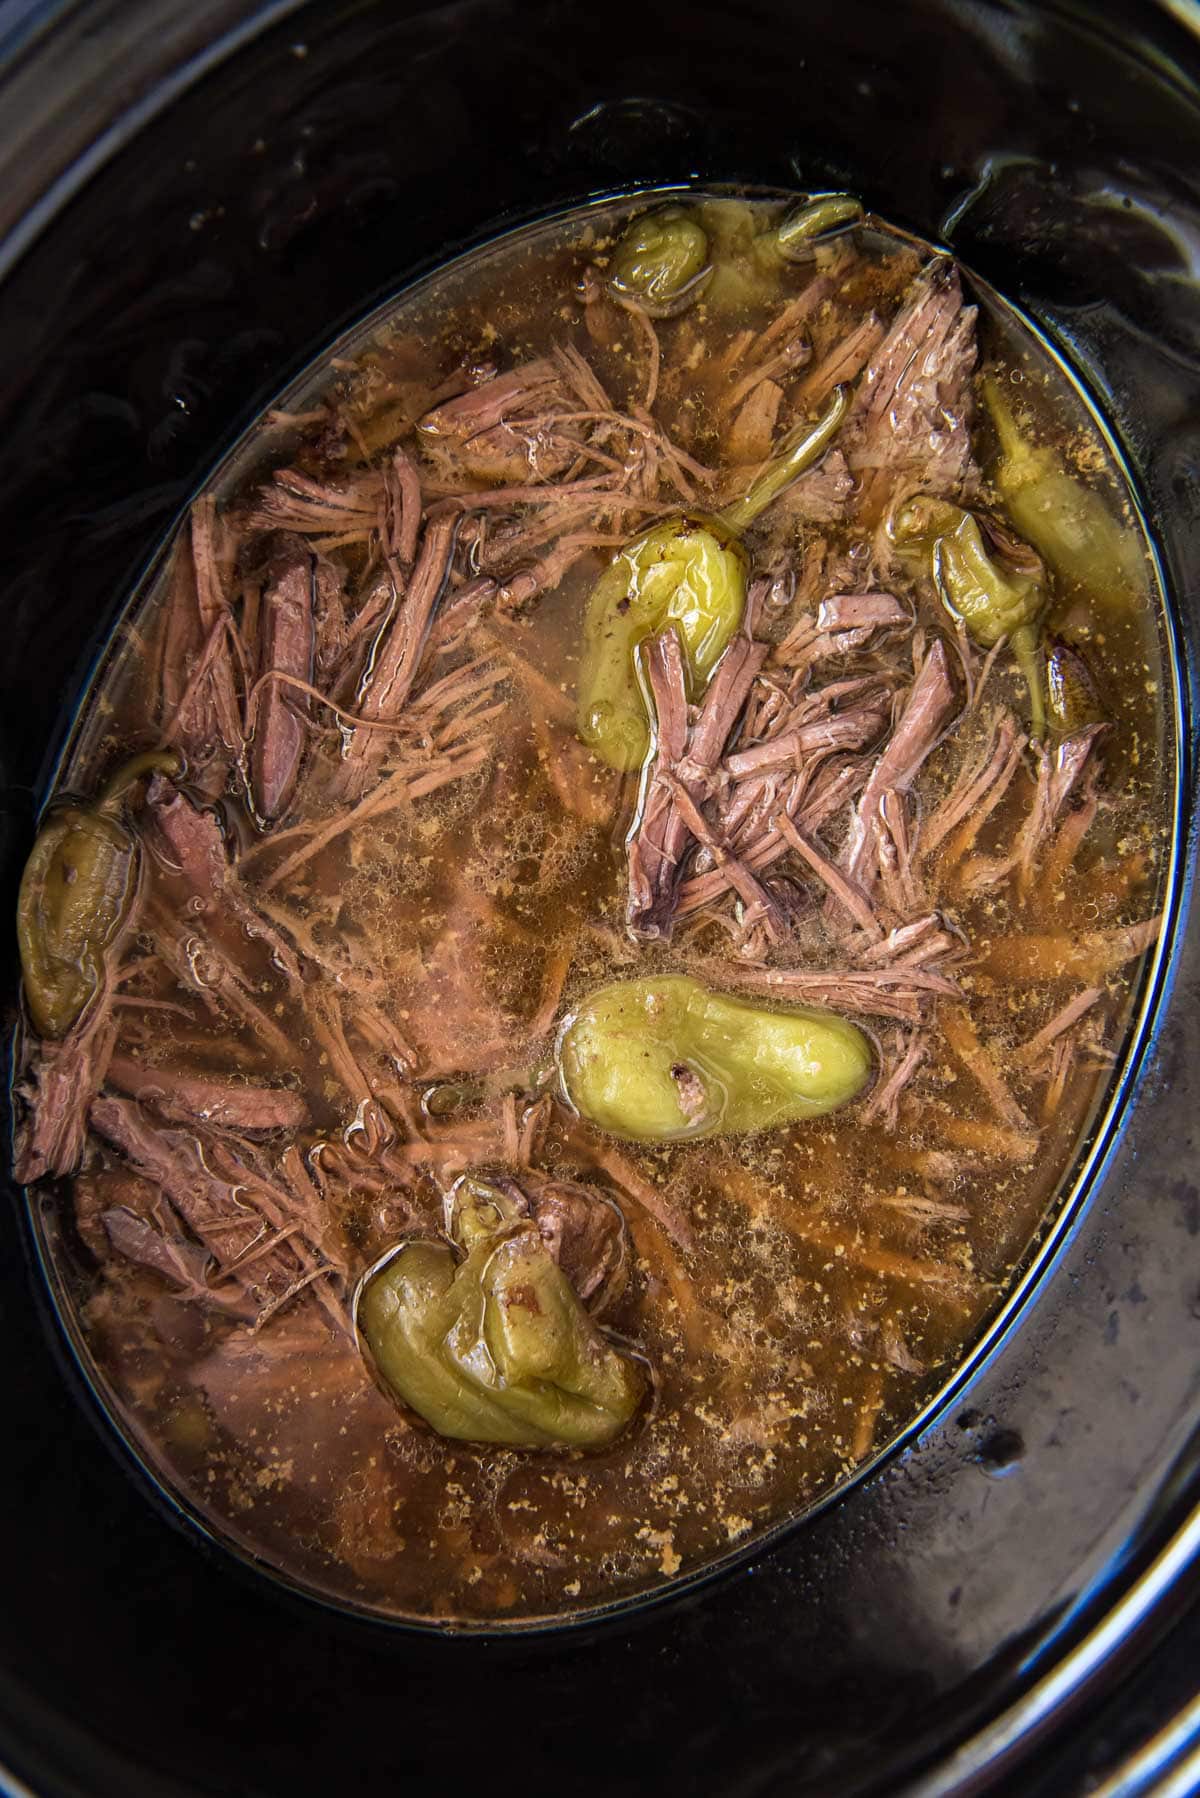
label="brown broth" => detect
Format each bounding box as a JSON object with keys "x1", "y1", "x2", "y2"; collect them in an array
[{"x1": 29, "y1": 191, "x2": 1173, "y2": 1625}]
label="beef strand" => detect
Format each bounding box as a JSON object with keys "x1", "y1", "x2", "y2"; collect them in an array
[
  {"x1": 626, "y1": 632, "x2": 765, "y2": 940},
  {"x1": 106, "y1": 1054, "x2": 309, "y2": 1134},
  {"x1": 842, "y1": 260, "x2": 979, "y2": 513},
  {"x1": 90, "y1": 1096, "x2": 343, "y2": 1330},
  {"x1": 843, "y1": 637, "x2": 959, "y2": 889},
  {"x1": 250, "y1": 532, "x2": 316, "y2": 822},
  {"x1": 12, "y1": 1005, "x2": 117, "y2": 1183}
]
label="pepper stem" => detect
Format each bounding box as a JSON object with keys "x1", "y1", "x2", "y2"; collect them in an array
[
  {"x1": 1012, "y1": 623, "x2": 1046, "y2": 741},
  {"x1": 97, "y1": 749, "x2": 183, "y2": 813},
  {"x1": 718, "y1": 384, "x2": 850, "y2": 534},
  {"x1": 981, "y1": 373, "x2": 1028, "y2": 468}
]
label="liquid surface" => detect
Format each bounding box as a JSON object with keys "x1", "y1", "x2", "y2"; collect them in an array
[{"x1": 14, "y1": 191, "x2": 1171, "y2": 1625}]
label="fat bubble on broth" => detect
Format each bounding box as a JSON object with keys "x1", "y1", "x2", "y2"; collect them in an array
[{"x1": 12, "y1": 190, "x2": 1171, "y2": 1625}]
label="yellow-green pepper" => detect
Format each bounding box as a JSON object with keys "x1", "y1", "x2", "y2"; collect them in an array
[
  {"x1": 577, "y1": 515, "x2": 747, "y2": 770},
  {"x1": 359, "y1": 1177, "x2": 645, "y2": 1450},
  {"x1": 776, "y1": 193, "x2": 864, "y2": 261},
  {"x1": 983, "y1": 374, "x2": 1145, "y2": 609},
  {"x1": 892, "y1": 495, "x2": 1048, "y2": 737},
  {"x1": 577, "y1": 385, "x2": 849, "y2": 770},
  {"x1": 558, "y1": 974, "x2": 872, "y2": 1142},
  {"x1": 607, "y1": 206, "x2": 712, "y2": 317},
  {"x1": 17, "y1": 750, "x2": 181, "y2": 1039}
]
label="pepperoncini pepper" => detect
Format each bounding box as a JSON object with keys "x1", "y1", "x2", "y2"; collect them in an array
[
  {"x1": 17, "y1": 750, "x2": 181, "y2": 1039},
  {"x1": 983, "y1": 374, "x2": 1145, "y2": 609},
  {"x1": 577, "y1": 514, "x2": 748, "y2": 771},
  {"x1": 359, "y1": 1176, "x2": 645, "y2": 1450},
  {"x1": 775, "y1": 192, "x2": 864, "y2": 261},
  {"x1": 607, "y1": 206, "x2": 713, "y2": 317},
  {"x1": 577, "y1": 385, "x2": 849, "y2": 770},
  {"x1": 892, "y1": 495, "x2": 1048, "y2": 738},
  {"x1": 557, "y1": 974, "x2": 872, "y2": 1143}
]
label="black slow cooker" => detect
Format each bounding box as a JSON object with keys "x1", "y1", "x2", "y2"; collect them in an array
[{"x1": 3, "y1": 1, "x2": 1200, "y2": 1792}]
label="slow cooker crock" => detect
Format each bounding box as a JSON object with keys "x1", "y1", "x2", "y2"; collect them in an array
[{"x1": 2, "y1": 1, "x2": 1200, "y2": 1792}]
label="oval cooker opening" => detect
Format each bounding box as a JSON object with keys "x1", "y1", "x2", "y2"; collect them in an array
[{"x1": 13, "y1": 185, "x2": 1183, "y2": 1632}]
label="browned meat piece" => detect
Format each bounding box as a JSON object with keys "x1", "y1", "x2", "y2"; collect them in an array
[
  {"x1": 326, "y1": 566, "x2": 393, "y2": 698},
  {"x1": 101, "y1": 1207, "x2": 254, "y2": 1318},
  {"x1": 90, "y1": 1096, "x2": 343, "y2": 1328},
  {"x1": 106, "y1": 1054, "x2": 309, "y2": 1134},
  {"x1": 101, "y1": 1203, "x2": 209, "y2": 1287},
  {"x1": 162, "y1": 498, "x2": 244, "y2": 769},
  {"x1": 844, "y1": 638, "x2": 959, "y2": 888},
  {"x1": 532, "y1": 1180, "x2": 627, "y2": 1311},
  {"x1": 1014, "y1": 987, "x2": 1105, "y2": 1069},
  {"x1": 72, "y1": 1171, "x2": 120, "y2": 1259},
  {"x1": 159, "y1": 530, "x2": 202, "y2": 734},
  {"x1": 794, "y1": 314, "x2": 886, "y2": 408},
  {"x1": 418, "y1": 359, "x2": 579, "y2": 485},
  {"x1": 626, "y1": 631, "x2": 766, "y2": 941},
  {"x1": 979, "y1": 915, "x2": 1161, "y2": 984},
  {"x1": 312, "y1": 554, "x2": 350, "y2": 679},
  {"x1": 773, "y1": 586, "x2": 914, "y2": 675},
  {"x1": 771, "y1": 811, "x2": 882, "y2": 940},
  {"x1": 626, "y1": 629, "x2": 689, "y2": 933},
  {"x1": 250, "y1": 532, "x2": 315, "y2": 822},
  {"x1": 712, "y1": 959, "x2": 958, "y2": 1023},
  {"x1": 841, "y1": 261, "x2": 979, "y2": 510},
  {"x1": 859, "y1": 911, "x2": 964, "y2": 971},
  {"x1": 920, "y1": 709, "x2": 1026, "y2": 862},
  {"x1": 420, "y1": 572, "x2": 498, "y2": 666},
  {"x1": 331, "y1": 513, "x2": 460, "y2": 803},
  {"x1": 873, "y1": 787, "x2": 927, "y2": 920},
  {"x1": 940, "y1": 1003, "x2": 1031, "y2": 1133},
  {"x1": 145, "y1": 898, "x2": 297, "y2": 1068},
  {"x1": 12, "y1": 1006, "x2": 117, "y2": 1183},
  {"x1": 724, "y1": 690, "x2": 889, "y2": 781},
  {"x1": 72, "y1": 1165, "x2": 160, "y2": 1256},
  {"x1": 243, "y1": 467, "x2": 382, "y2": 538},
  {"x1": 1015, "y1": 723, "x2": 1108, "y2": 889},
  {"x1": 560, "y1": 1128, "x2": 695, "y2": 1252},
  {"x1": 726, "y1": 378, "x2": 783, "y2": 463},
  {"x1": 473, "y1": 1169, "x2": 629, "y2": 1313},
  {"x1": 772, "y1": 447, "x2": 857, "y2": 526},
  {"x1": 704, "y1": 676, "x2": 892, "y2": 895},
  {"x1": 144, "y1": 777, "x2": 235, "y2": 894},
  {"x1": 719, "y1": 331, "x2": 811, "y2": 423},
  {"x1": 962, "y1": 722, "x2": 1108, "y2": 896},
  {"x1": 660, "y1": 776, "x2": 784, "y2": 948},
  {"x1": 145, "y1": 776, "x2": 301, "y2": 983},
  {"x1": 379, "y1": 447, "x2": 423, "y2": 568},
  {"x1": 677, "y1": 757, "x2": 872, "y2": 919},
  {"x1": 357, "y1": 512, "x2": 458, "y2": 727},
  {"x1": 191, "y1": 498, "x2": 240, "y2": 704},
  {"x1": 817, "y1": 592, "x2": 911, "y2": 632},
  {"x1": 862, "y1": 1031, "x2": 929, "y2": 1130},
  {"x1": 90, "y1": 1095, "x2": 268, "y2": 1262}
]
